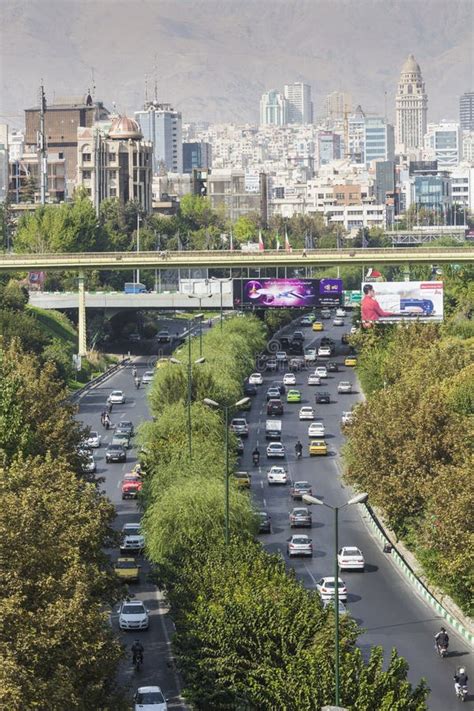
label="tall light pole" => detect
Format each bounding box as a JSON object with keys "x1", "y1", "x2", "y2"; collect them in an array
[
  {"x1": 171, "y1": 325, "x2": 205, "y2": 460},
  {"x1": 203, "y1": 396, "x2": 250, "y2": 544},
  {"x1": 187, "y1": 294, "x2": 212, "y2": 356},
  {"x1": 136, "y1": 214, "x2": 141, "y2": 285},
  {"x1": 303, "y1": 492, "x2": 368, "y2": 707},
  {"x1": 210, "y1": 276, "x2": 233, "y2": 330}
]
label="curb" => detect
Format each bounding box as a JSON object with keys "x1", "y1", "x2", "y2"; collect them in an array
[{"x1": 68, "y1": 358, "x2": 130, "y2": 403}]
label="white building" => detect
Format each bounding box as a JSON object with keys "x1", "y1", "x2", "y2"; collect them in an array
[
  {"x1": 284, "y1": 83, "x2": 313, "y2": 124},
  {"x1": 364, "y1": 118, "x2": 395, "y2": 166},
  {"x1": 450, "y1": 164, "x2": 474, "y2": 213},
  {"x1": 462, "y1": 131, "x2": 474, "y2": 163},
  {"x1": 135, "y1": 101, "x2": 182, "y2": 173},
  {"x1": 8, "y1": 130, "x2": 24, "y2": 162},
  {"x1": 424, "y1": 122, "x2": 461, "y2": 169},
  {"x1": 323, "y1": 203, "x2": 387, "y2": 231},
  {"x1": 260, "y1": 90, "x2": 288, "y2": 126},
  {"x1": 395, "y1": 54, "x2": 428, "y2": 153}
]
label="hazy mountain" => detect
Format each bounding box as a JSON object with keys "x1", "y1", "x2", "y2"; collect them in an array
[{"x1": 0, "y1": 0, "x2": 472, "y2": 127}]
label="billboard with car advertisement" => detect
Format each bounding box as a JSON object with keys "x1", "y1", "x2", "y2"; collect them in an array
[
  {"x1": 233, "y1": 278, "x2": 342, "y2": 308},
  {"x1": 360, "y1": 281, "x2": 444, "y2": 324}
]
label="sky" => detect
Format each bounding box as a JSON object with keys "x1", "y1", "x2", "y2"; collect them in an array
[{"x1": 0, "y1": 0, "x2": 472, "y2": 128}]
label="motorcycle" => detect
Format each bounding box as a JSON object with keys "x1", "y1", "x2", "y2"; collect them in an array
[
  {"x1": 455, "y1": 684, "x2": 468, "y2": 702},
  {"x1": 133, "y1": 652, "x2": 143, "y2": 672},
  {"x1": 252, "y1": 453, "x2": 260, "y2": 467},
  {"x1": 436, "y1": 642, "x2": 448, "y2": 658},
  {"x1": 295, "y1": 448, "x2": 302, "y2": 460}
]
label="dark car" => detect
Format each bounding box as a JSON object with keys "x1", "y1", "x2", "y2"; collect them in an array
[
  {"x1": 267, "y1": 399, "x2": 284, "y2": 416},
  {"x1": 290, "y1": 481, "x2": 313, "y2": 500},
  {"x1": 258, "y1": 511, "x2": 272, "y2": 534},
  {"x1": 106, "y1": 444, "x2": 127, "y2": 463},
  {"x1": 266, "y1": 387, "x2": 281, "y2": 401},
  {"x1": 292, "y1": 331, "x2": 304, "y2": 342},
  {"x1": 117, "y1": 420, "x2": 134, "y2": 436},
  {"x1": 315, "y1": 391, "x2": 331, "y2": 404},
  {"x1": 327, "y1": 361, "x2": 339, "y2": 372},
  {"x1": 244, "y1": 382, "x2": 257, "y2": 397},
  {"x1": 272, "y1": 381, "x2": 286, "y2": 395},
  {"x1": 289, "y1": 341, "x2": 304, "y2": 355}
]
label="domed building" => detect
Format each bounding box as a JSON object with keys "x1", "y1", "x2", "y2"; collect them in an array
[
  {"x1": 77, "y1": 114, "x2": 153, "y2": 213},
  {"x1": 395, "y1": 54, "x2": 428, "y2": 153}
]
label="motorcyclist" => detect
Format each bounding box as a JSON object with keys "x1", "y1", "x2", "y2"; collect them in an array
[
  {"x1": 134, "y1": 463, "x2": 142, "y2": 475},
  {"x1": 252, "y1": 447, "x2": 260, "y2": 465},
  {"x1": 295, "y1": 440, "x2": 303, "y2": 458},
  {"x1": 434, "y1": 627, "x2": 449, "y2": 653},
  {"x1": 454, "y1": 668, "x2": 468, "y2": 696},
  {"x1": 132, "y1": 366, "x2": 137, "y2": 377},
  {"x1": 134, "y1": 376, "x2": 140, "y2": 389},
  {"x1": 104, "y1": 413, "x2": 111, "y2": 430},
  {"x1": 131, "y1": 639, "x2": 144, "y2": 666}
]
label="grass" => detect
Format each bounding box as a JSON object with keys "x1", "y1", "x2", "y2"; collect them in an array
[{"x1": 27, "y1": 305, "x2": 78, "y2": 347}]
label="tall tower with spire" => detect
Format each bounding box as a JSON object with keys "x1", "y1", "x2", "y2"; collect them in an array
[{"x1": 395, "y1": 54, "x2": 428, "y2": 152}]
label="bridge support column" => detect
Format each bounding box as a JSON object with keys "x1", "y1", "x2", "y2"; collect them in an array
[{"x1": 78, "y1": 270, "x2": 87, "y2": 356}]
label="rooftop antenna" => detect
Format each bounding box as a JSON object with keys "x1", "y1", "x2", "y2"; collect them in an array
[
  {"x1": 153, "y1": 53, "x2": 158, "y2": 103},
  {"x1": 90, "y1": 67, "x2": 96, "y2": 98},
  {"x1": 144, "y1": 74, "x2": 149, "y2": 105}
]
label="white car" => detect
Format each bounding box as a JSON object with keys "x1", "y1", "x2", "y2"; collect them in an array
[
  {"x1": 304, "y1": 348, "x2": 317, "y2": 363},
  {"x1": 299, "y1": 406, "x2": 314, "y2": 420},
  {"x1": 276, "y1": 351, "x2": 288, "y2": 362},
  {"x1": 338, "y1": 381, "x2": 352, "y2": 394},
  {"x1": 308, "y1": 421, "x2": 325, "y2": 437},
  {"x1": 120, "y1": 523, "x2": 145, "y2": 553},
  {"x1": 86, "y1": 431, "x2": 101, "y2": 448},
  {"x1": 142, "y1": 370, "x2": 154, "y2": 384},
  {"x1": 317, "y1": 346, "x2": 332, "y2": 357},
  {"x1": 118, "y1": 600, "x2": 150, "y2": 631},
  {"x1": 266, "y1": 442, "x2": 286, "y2": 458},
  {"x1": 333, "y1": 318, "x2": 344, "y2": 327},
  {"x1": 315, "y1": 366, "x2": 328, "y2": 378},
  {"x1": 336, "y1": 308, "x2": 346, "y2": 317},
  {"x1": 341, "y1": 411, "x2": 353, "y2": 426},
  {"x1": 338, "y1": 546, "x2": 365, "y2": 571},
  {"x1": 316, "y1": 576, "x2": 348, "y2": 602},
  {"x1": 307, "y1": 373, "x2": 321, "y2": 386},
  {"x1": 248, "y1": 372, "x2": 263, "y2": 385},
  {"x1": 283, "y1": 373, "x2": 296, "y2": 386},
  {"x1": 108, "y1": 390, "x2": 125, "y2": 404},
  {"x1": 80, "y1": 452, "x2": 96, "y2": 473},
  {"x1": 134, "y1": 686, "x2": 168, "y2": 711},
  {"x1": 267, "y1": 466, "x2": 288, "y2": 484},
  {"x1": 287, "y1": 534, "x2": 313, "y2": 557}
]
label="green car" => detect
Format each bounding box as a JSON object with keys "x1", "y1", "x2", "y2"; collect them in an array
[{"x1": 286, "y1": 389, "x2": 302, "y2": 403}]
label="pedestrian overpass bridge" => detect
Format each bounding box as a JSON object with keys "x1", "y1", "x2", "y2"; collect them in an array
[{"x1": 29, "y1": 290, "x2": 233, "y2": 311}]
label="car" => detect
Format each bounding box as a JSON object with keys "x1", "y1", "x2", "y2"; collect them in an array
[
  {"x1": 299, "y1": 406, "x2": 314, "y2": 420},
  {"x1": 317, "y1": 346, "x2": 332, "y2": 357},
  {"x1": 142, "y1": 370, "x2": 154, "y2": 384},
  {"x1": 267, "y1": 399, "x2": 284, "y2": 416},
  {"x1": 114, "y1": 557, "x2": 140, "y2": 583},
  {"x1": 106, "y1": 443, "x2": 127, "y2": 463},
  {"x1": 267, "y1": 465, "x2": 288, "y2": 483},
  {"x1": 336, "y1": 308, "x2": 346, "y2": 317},
  {"x1": 333, "y1": 318, "x2": 344, "y2": 326},
  {"x1": 290, "y1": 481, "x2": 312, "y2": 500},
  {"x1": 85, "y1": 431, "x2": 101, "y2": 448},
  {"x1": 292, "y1": 330, "x2": 305, "y2": 342},
  {"x1": 157, "y1": 329, "x2": 171, "y2": 343},
  {"x1": 283, "y1": 373, "x2": 296, "y2": 386},
  {"x1": 80, "y1": 452, "x2": 96, "y2": 474},
  {"x1": 338, "y1": 546, "x2": 365, "y2": 571},
  {"x1": 118, "y1": 599, "x2": 149, "y2": 631},
  {"x1": 266, "y1": 442, "x2": 286, "y2": 459},
  {"x1": 120, "y1": 523, "x2": 145, "y2": 553},
  {"x1": 323, "y1": 598, "x2": 349, "y2": 616},
  {"x1": 315, "y1": 391, "x2": 330, "y2": 404},
  {"x1": 244, "y1": 382, "x2": 257, "y2": 397},
  {"x1": 230, "y1": 418, "x2": 249, "y2": 437},
  {"x1": 117, "y1": 420, "x2": 134, "y2": 437},
  {"x1": 338, "y1": 381, "x2": 352, "y2": 394},
  {"x1": 279, "y1": 337, "x2": 292, "y2": 350},
  {"x1": 315, "y1": 366, "x2": 328, "y2": 378},
  {"x1": 300, "y1": 315, "x2": 313, "y2": 326},
  {"x1": 312, "y1": 321, "x2": 324, "y2": 331},
  {"x1": 289, "y1": 507, "x2": 312, "y2": 528},
  {"x1": 327, "y1": 361, "x2": 339, "y2": 372},
  {"x1": 275, "y1": 351, "x2": 288, "y2": 363},
  {"x1": 155, "y1": 357, "x2": 171, "y2": 369},
  {"x1": 307, "y1": 373, "x2": 321, "y2": 386},
  {"x1": 272, "y1": 381, "x2": 286, "y2": 395},
  {"x1": 308, "y1": 421, "x2": 325, "y2": 438},
  {"x1": 289, "y1": 341, "x2": 304, "y2": 355},
  {"x1": 108, "y1": 390, "x2": 125, "y2": 405},
  {"x1": 234, "y1": 471, "x2": 251, "y2": 489},
  {"x1": 129, "y1": 333, "x2": 141, "y2": 342},
  {"x1": 289, "y1": 357, "x2": 305, "y2": 371},
  {"x1": 316, "y1": 576, "x2": 348, "y2": 602},
  {"x1": 321, "y1": 309, "x2": 332, "y2": 319},
  {"x1": 309, "y1": 439, "x2": 328, "y2": 456},
  {"x1": 266, "y1": 359, "x2": 278, "y2": 372},
  {"x1": 112, "y1": 432, "x2": 131, "y2": 449},
  {"x1": 341, "y1": 411, "x2": 353, "y2": 426},
  {"x1": 121, "y1": 474, "x2": 142, "y2": 499},
  {"x1": 257, "y1": 511, "x2": 272, "y2": 533},
  {"x1": 320, "y1": 336, "x2": 335, "y2": 349},
  {"x1": 248, "y1": 372, "x2": 263, "y2": 385},
  {"x1": 304, "y1": 348, "x2": 317, "y2": 363},
  {"x1": 134, "y1": 686, "x2": 168, "y2": 711},
  {"x1": 287, "y1": 534, "x2": 313, "y2": 557},
  {"x1": 266, "y1": 386, "x2": 282, "y2": 401},
  {"x1": 400, "y1": 298, "x2": 434, "y2": 315},
  {"x1": 286, "y1": 389, "x2": 302, "y2": 403},
  {"x1": 344, "y1": 356, "x2": 357, "y2": 367}
]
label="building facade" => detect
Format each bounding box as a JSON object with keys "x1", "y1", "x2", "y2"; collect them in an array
[
  {"x1": 207, "y1": 168, "x2": 268, "y2": 222},
  {"x1": 318, "y1": 132, "x2": 341, "y2": 166},
  {"x1": 364, "y1": 118, "x2": 395, "y2": 165},
  {"x1": 260, "y1": 90, "x2": 288, "y2": 126},
  {"x1": 459, "y1": 92, "x2": 474, "y2": 132},
  {"x1": 135, "y1": 101, "x2": 182, "y2": 173},
  {"x1": 424, "y1": 122, "x2": 460, "y2": 168},
  {"x1": 183, "y1": 142, "x2": 212, "y2": 173},
  {"x1": 0, "y1": 125, "x2": 8, "y2": 202},
  {"x1": 325, "y1": 91, "x2": 351, "y2": 122},
  {"x1": 284, "y1": 83, "x2": 313, "y2": 124},
  {"x1": 395, "y1": 54, "x2": 428, "y2": 152}
]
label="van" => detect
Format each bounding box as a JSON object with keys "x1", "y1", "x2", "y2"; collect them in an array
[
  {"x1": 124, "y1": 282, "x2": 147, "y2": 294},
  {"x1": 265, "y1": 419, "x2": 282, "y2": 439}
]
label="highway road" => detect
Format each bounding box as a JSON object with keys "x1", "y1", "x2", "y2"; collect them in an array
[{"x1": 238, "y1": 317, "x2": 473, "y2": 711}]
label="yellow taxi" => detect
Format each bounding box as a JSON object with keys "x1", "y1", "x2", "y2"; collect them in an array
[
  {"x1": 309, "y1": 439, "x2": 328, "y2": 456},
  {"x1": 344, "y1": 355, "x2": 358, "y2": 367},
  {"x1": 114, "y1": 557, "x2": 140, "y2": 582},
  {"x1": 312, "y1": 321, "x2": 324, "y2": 332},
  {"x1": 233, "y1": 471, "x2": 251, "y2": 489}
]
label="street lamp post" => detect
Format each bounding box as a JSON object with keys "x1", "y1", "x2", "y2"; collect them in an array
[
  {"x1": 187, "y1": 294, "x2": 212, "y2": 356},
  {"x1": 210, "y1": 276, "x2": 233, "y2": 330},
  {"x1": 303, "y1": 492, "x2": 368, "y2": 707},
  {"x1": 171, "y1": 326, "x2": 205, "y2": 460},
  {"x1": 136, "y1": 213, "x2": 141, "y2": 285},
  {"x1": 203, "y1": 396, "x2": 250, "y2": 544}
]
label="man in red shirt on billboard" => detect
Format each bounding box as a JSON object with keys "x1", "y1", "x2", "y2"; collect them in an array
[{"x1": 361, "y1": 284, "x2": 392, "y2": 326}]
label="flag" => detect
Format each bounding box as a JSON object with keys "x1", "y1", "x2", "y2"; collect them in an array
[
  {"x1": 276, "y1": 233, "x2": 281, "y2": 251},
  {"x1": 285, "y1": 228, "x2": 292, "y2": 253},
  {"x1": 258, "y1": 229, "x2": 264, "y2": 252}
]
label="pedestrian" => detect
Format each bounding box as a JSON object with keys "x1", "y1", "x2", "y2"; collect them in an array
[{"x1": 302, "y1": 248, "x2": 307, "y2": 257}]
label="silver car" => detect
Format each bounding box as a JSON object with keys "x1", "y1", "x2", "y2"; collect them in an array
[
  {"x1": 287, "y1": 535, "x2": 313, "y2": 557},
  {"x1": 142, "y1": 370, "x2": 154, "y2": 384},
  {"x1": 289, "y1": 507, "x2": 312, "y2": 528},
  {"x1": 266, "y1": 442, "x2": 285, "y2": 458},
  {"x1": 337, "y1": 381, "x2": 352, "y2": 394}
]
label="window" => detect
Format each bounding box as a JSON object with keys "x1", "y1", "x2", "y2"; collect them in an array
[
  {"x1": 108, "y1": 153, "x2": 116, "y2": 162},
  {"x1": 109, "y1": 170, "x2": 117, "y2": 179},
  {"x1": 58, "y1": 152, "x2": 64, "y2": 159},
  {"x1": 82, "y1": 170, "x2": 92, "y2": 179},
  {"x1": 335, "y1": 192, "x2": 344, "y2": 200},
  {"x1": 109, "y1": 188, "x2": 116, "y2": 197},
  {"x1": 82, "y1": 153, "x2": 91, "y2": 162}
]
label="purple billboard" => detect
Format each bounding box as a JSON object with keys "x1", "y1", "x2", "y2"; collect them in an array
[{"x1": 233, "y1": 278, "x2": 342, "y2": 308}]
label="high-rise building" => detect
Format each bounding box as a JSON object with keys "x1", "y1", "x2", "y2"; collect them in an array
[
  {"x1": 424, "y1": 122, "x2": 460, "y2": 168},
  {"x1": 395, "y1": 54, "x2": 428, "y2": 152},
  {"x1": 318, "y1": 132, "x2": 341, "y2": 166},
  {"x1": 459, "y1": 92, "x2": 474, "y2": 132},
  {"x1": 259, "y1": 90, "x2": 288, "y2": 126},
  {"x1": 284, "y1": 83, "x2": 313, "y2": 124},
  {"x1": 348, "y1": 105, "x2": 366, "y2": 163},
  {"x1": 325, "y1": 91, "x2": 351, "y2": 122},
  {"x1": 375, "y1": 161, "x2": 396, "y2": 205},
  {"x1": 135, "y1": 101, "x2": 182, "y2": 173},
  {"x1": 364, "y1": 118, "x2": 395, "y2": 165},
  {"x1": 183, "y1": 142, "x2": 212, "y2": 173}
]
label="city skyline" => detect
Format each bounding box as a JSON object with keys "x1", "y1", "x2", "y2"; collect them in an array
[{"x1": 0, "y1": 0, "x2": 472, "y2": 128}]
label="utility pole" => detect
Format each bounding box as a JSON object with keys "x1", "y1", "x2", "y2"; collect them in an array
[{"x1": 38, "y1": 83, "x2": 47, "y2": 205}]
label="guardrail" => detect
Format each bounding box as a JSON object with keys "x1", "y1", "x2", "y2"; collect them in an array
[{"x1": 68, "y1": 358, "x2": 129, "y2": 403}]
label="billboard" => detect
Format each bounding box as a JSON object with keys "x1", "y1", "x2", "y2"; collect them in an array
[
  {"x1": 233, "y1": 278, "x2": 342, "y2": 308},
  {"x1": 360, "y1": 281, "x2": 444, "y2": 324}
]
